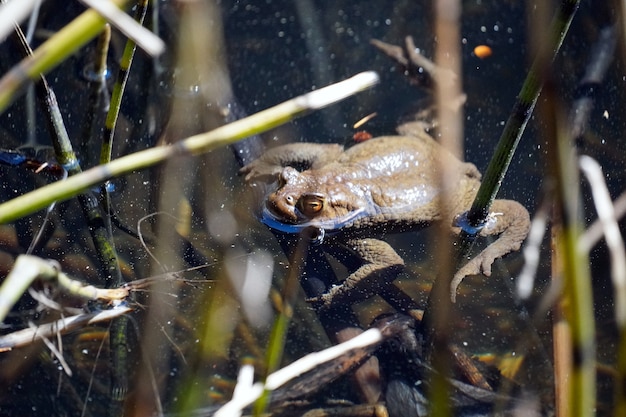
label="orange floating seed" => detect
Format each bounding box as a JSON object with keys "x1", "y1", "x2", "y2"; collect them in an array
[
  {"x1": 473, "y1": 44, "x2": 492, "y2": 59},
  {"x1": 353, "y1": 131, "x2": 373, "y2": 142}
]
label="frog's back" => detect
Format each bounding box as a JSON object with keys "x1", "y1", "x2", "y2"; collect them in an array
[
  {"x1": 331, "y1": 134, "x2": 480, "y2": 223},
  {"x1": 340, "y1": 135, "x2": 437, "y2": 168},
  {"x1": 323, "y1": 135, "x2": 438, "y2": 217},
  {"x1": 338, "y1": 135, "x2": 448, "y2": 186}
]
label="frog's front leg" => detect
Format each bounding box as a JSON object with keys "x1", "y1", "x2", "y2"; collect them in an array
[
  {"x1": 240, "y1": 143, "x2": 343, "y2": 183},
  {"x1": 309, "y1": 238, "x2": 405, "y2": 310},
  {"x1": 451, "y1": 199, "x2": 530, "y2": 301}
]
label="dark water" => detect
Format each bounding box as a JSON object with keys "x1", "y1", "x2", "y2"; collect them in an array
[{"x1": 0, "y1": 0, "x2": 623, "y2": 416}]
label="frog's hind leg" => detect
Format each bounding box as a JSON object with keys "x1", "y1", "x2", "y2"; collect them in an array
[
  {"x1": 451, "y1": 199, "x2": 531, "y2": 301},
  {"x1": 310, "y1": 238, "x2": 405, "y2": 310}
]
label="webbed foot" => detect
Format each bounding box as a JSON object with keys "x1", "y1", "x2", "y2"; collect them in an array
[
  {"x1": 450, "y1": 199, "x2": 530, "y2": 301},
  {"x1": 308, "y1": 238, "x2": 404, "y2": 311}
]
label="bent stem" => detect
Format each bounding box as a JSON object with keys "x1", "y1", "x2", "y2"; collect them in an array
[
  {"x1": 0, "y1": 254, "x2": 129, "y2": 323},
  {"x1": 546, "y1": 99, "x2": 595, "y2": 417}
]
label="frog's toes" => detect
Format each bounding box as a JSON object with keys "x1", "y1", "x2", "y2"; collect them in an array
[
  {"x1": 450, "y1": 252, "x2": 504, "y2": 300},
  {"x1": 305, "y1": 294, "x2": 332, "y2": 310},
  {"x1": 305, "y1": 295, "x2": 321, "y2": 305},
  {"x1": 306, "y1": 283, "x2": 354, "y2": 310},
  {"x1": 239, "y1": 163, "x2": 280, "y2": 183},
  {"x1": 478, "y1": 248, "x2": 503, "y2": 277},
  {"x1": 481, "y1": 258, "x2": 495, "y2": 276},
  {"x1": 450, "y1": 258, "x2": 482, "y2": 302}
]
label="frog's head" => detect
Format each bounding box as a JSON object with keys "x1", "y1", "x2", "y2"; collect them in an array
[
  {"x1": 264, "y1": 167, "x2": 366, "y2": 230},
  {"x1": 265, "y1": 167, "x2": 324, "y2": 223}
]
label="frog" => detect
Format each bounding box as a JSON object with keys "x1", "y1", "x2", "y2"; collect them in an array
[{"x1": 241, "y1": 127, "x2": 530, "y2": 308}]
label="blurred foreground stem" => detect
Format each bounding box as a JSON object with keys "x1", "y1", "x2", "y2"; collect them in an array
[
  {"x1": 542, "y1": 89, "x2": 595, "y2": 417},
  {"x1": 253, "y1": 229, "x2": 315, "y2": 415}
]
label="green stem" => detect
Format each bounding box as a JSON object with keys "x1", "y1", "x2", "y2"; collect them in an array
[
  {"x1": 424, "y1": 0, "x2": 581, "y2": 349},
  {"x1": 253, "y1": 229, "x2": 314, "y2": 415},
  {"x1": 548, "y1": 102, "x2": 595, "y2": 417},
  {"x1": 100, "y1": 0, "x2": 149, "y2": 166},
  {"x1": 13, "y1": 21, "x2": 123, "y2": 288},
  {"x1": 421, "y1": 6, "x2": 582, "y2": 413},
  {"x1": 93, "y1": 5, "x2": 151, "y2": 409},
  {"x1": 0, "y1": 72, "x2": 379, "y2": 224},
  {"x1": 466, "y1": 0, "x2": 580, "y2": 226},
  {"x1": 12, "y1": 21, "x2": 130, "y2": 414}
]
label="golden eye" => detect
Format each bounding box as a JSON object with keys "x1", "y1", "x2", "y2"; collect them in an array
[{"x1": 297, "y1": 193, "x2": 325, "y2": 217}]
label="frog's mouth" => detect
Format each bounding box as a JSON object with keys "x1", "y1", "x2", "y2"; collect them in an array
[{"x1": 260, "y1": 205, "x2": 367, "y2": 234}]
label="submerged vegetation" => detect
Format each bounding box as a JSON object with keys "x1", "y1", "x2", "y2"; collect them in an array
[{"x1": 0, "y1": 1, "x2": 624, "y2": 416}]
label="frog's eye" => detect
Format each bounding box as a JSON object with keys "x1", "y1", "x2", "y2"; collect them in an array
[{"x1": 297, "y1": 193, "x2": 325, "y2": 217}]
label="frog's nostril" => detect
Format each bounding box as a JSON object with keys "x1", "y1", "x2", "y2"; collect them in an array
[
  {"x1": 285, "y1": 195, "x2": 295, "y2": 205},
  {"x1": 267, "y1": 195, "x2": 297, "y2": 222}
]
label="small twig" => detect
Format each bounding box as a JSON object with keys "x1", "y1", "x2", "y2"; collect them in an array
[
  {"x1": 214, "y1": 328, "x2": 382, "y2": 417},
  {"x1": 581, "y1": 191, "x2": 626, "y2": 251},
  {"x1": 137, "y1": 212, "x2": 170, "y2": 272},
  {"x1": 516, "y1": 196, "x2": 551, "y2": 299},
  {"x1": 79, "y1": 0, "x2": 164, "y2": 57},
  {"x1": 28, "y1": 287, "x2": 69, "y2": 313},
  {"x1": 578, "y1": 156, "x2": 626, "y2": 325},
  {"x1": 0, "y1": 305, "x2": 132, "y2": 350},
  {"x1": 81, "y1": 327, "x2": 110, "y2": 417},
  {"x1": 30, "y1": 320, "x2": 73, "y2": 376}
]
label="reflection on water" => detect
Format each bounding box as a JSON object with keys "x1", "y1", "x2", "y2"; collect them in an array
[{"x1": 0, "y1": 0, "x2": 623, "y2": 416}]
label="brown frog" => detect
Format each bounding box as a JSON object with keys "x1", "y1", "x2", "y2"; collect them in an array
[{"x1": 241, "y1": 128, "x2": 530, "y2": 308}]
